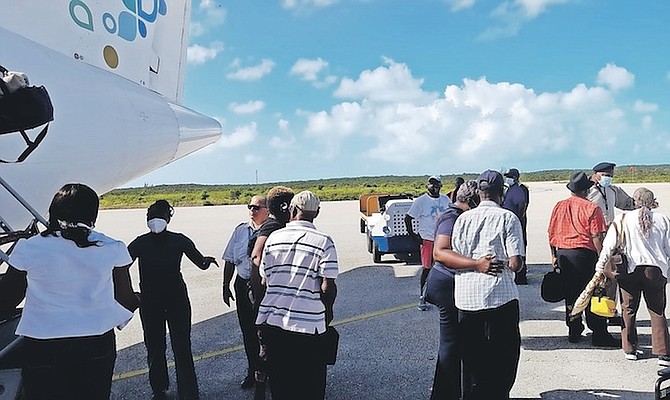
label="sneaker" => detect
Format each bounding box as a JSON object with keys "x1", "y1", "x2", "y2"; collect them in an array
[
  {"x1": 659, "y1": 356, "x2": 670, "y2": 367},
  {"x1": 418, "y1": 296, "x2": 428, "y2": 311},
  {"x1": 625, "y1": 352, "x2": 638, "y2": 361}
]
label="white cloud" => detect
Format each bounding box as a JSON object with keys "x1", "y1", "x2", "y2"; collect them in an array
[
  {"x1": 187, "y1": 42, "x2": 224, "y2": 65},
  {"x1": 597, "y1": 63, "x2": 634, "y2": 91},
  {"x1": 290, "y1": 58, "x2": 337, "y2": 88},
  {"x1": 445, "y1": 0, "x2": 476, "y2": 12},
  {"x1": 190, "y1": 1, "x2": 226, "y2": 37},
  {"x1": 642, "y1": 115, "x2": 653, "y2": 130},
  {"x1": 479, "y1": 0, "x2": 570, "y2": 40},
  {"x1": 633, "y1": 100, "x2": 658, "y2": 113},
  {"x1": 226, "y1": 59, "x2": 275, "y2": 81},
  {"x1": 301, "y1": 63, "x2": 637, "y2": 167},
  {"x1": 291, "y1": 58, "x2": 328, "y2": 81},
  {"x1": 281, "y1": 0, "x2": 339, "y2": 9},
  {"x1": 229, "y1": 101, "x2": 266, "y2": 114},
  {"x1": 278, "y1": 119, "x2": 290, "y2": 131},
  {"x1": 217, "y1": 122, "x2": 257, "y2": 148},
  {"x1": 334, "y1": 58, "x2": 438, "y2": 104}
]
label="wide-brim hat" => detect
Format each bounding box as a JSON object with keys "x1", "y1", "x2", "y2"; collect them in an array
[{"x1": 566, "y1": 171, "x2": 594, "y2": 193}]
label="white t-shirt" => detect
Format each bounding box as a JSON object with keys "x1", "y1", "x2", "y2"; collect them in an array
[
  {"x1": 407, "y1": 193, "x2": 451, "y2": 241},
  {"x1": 222, "y1": 221, "x2": 253, "y2": 280},
  {"x1": 8, "y1": 230, "x2": 134, "y2": 339}
]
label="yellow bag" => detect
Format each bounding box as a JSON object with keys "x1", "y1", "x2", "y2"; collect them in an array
[{"x1": 590, "y1": 296, "x2": 616, "y2": 317}]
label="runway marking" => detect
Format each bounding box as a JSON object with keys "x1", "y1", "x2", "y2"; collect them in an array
[{"x1": 112, "y1": 302, "x2": 415, "y2": 382}]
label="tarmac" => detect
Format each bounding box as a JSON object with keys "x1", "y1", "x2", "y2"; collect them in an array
[{"x1": 94, "y1": 182, "x2": 670, "y2": 399}]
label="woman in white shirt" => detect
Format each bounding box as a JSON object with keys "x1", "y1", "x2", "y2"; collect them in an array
[
  {"x1": 3, "y1": 183, "x2": 139, "y2": 399},
  {"x1": 596, "y1": 187, "x2": 670, "y2": 366}
]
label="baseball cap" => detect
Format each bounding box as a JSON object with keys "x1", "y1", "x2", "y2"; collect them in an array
[
  {"x1": 504, "y1": 168, "x2": 520, "y2": 179},
  {"x1": 428, "y1": 175, "x2": 442, "y2": 184},
  {"x1": 290, "y1": 190, "x2": 320, "y2": 212},
  {"x1": 477, "y1": 170, "x2": 504, "y2": 191}
]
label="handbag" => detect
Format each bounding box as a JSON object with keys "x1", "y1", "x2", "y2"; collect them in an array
[
  {"x1": 322, "y1": 326, "x2": 339, "y2": 365},
  {"x1": 590, "y1": 286, "x2": 617, "y2": 318},
  {"x1": 541, "y1": 265, "x2": 564, "y2": 303},
  {"x1": 0, "y1": 65, "x2": 53, "y2": 163}
]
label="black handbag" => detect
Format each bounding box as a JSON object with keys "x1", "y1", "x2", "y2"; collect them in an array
[
  {"x1": 0, "y1": 65, "x2": 53, "y2": 163},
  {"x1": 322, "y1": 326, "x2": 339, "y2": 365},
  {"x1": 541, "y1": 266, "x2": 564, "y2": 303}
]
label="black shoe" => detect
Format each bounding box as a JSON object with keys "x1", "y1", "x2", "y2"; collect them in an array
[
  {"x1": 241, "y1": 375, "x2": 255, "y2": 389},
  {"x1": 151, "y1": 390, "x2": 167, "y2": 400},
  {"x1": 592, "y1": 333, "x2": 620, "y2": 348},
  {"x1": 568, "y1": 325, "x2": 584, "y2": 343},
  {"x1": 515, "y1": 277, "x2": 528, "y2": 285}
]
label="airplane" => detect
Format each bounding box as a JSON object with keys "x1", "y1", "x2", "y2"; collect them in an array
[{"x1": 0, "y1": 0, "x2": 221, "y2": 248}]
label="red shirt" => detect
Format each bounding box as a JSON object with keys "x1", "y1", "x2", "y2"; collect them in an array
[{"x1": 548, "y1": 195, "x2": 606, "y2": 252}]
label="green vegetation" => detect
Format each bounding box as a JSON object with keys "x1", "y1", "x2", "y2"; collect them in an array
[{"x1": 99, "y1": 164, "x2": 670, "y2": 209}]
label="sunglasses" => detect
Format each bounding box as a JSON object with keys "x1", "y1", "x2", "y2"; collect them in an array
[{"x1": 247, "y1": 204, "x2": 266, "y2": 211}]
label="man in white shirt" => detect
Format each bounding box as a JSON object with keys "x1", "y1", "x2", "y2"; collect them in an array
[
  {"x1": 588, "y1": 161, "x2": 635, "y2": 225},
  {"x1": 222, "y1": 195, "x2": 269, "y2": 389},
  {"x1": 256, "y1": 190, "x2": 339, "y2": 400},
  {"x1": 405, "y1": 175, "x2": 451, "y2": 310}
]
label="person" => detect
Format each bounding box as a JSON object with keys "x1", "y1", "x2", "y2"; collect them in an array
[
  {"x1": 405, "y1": 175, "x2": 451, "y2": 311},
  {"x1": 255, "y1": 190, "x2": 339, "y2": 400},
  {"x1": 424, "y1": 180, "x2": 479, "y2": 400},
  {"x1": 587, "y1": 162, "x2": 635, "y2": 226},
  {"x1": 128, "y1": 200, "x2": 218, "y2": 400},
  {"x1": 449, "y1": 170, "x2": 525, "y2": 399},
  {"x1": 3, "y1": 183, "x2": 139, "y2": 399},
  {"x1": 503, "y1": 168, "x2": 530, "y2": 285},
  {"x1": 595, "y1": 187, "x2": 670, "y2": 365},
  {"x1": 246, "y1": 185, "x2": 294, "y2": 397},
  {"x1": 547, "y1": 172, "x2": 618, "y2": 347},
  {"x1": 446, "y1": 177, "x2": 465, "y2": 203},
  {"x1": 221, "y1": 195, "x2": 269, "y2": 389}
]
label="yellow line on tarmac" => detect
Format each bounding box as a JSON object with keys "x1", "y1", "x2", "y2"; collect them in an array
[{"x1": 112, "y1": 302, "x2": 415, "y2": 382}]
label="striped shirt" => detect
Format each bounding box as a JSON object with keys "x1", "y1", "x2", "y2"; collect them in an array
[
  {"x1": 451, "y1": 200, "x2": 525, "y2": 311},
  {"x1": 256, "y1": 220, "x2": 339, "y2": 334}
]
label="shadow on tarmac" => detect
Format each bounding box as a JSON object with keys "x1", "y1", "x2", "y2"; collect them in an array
[{"x1": 111, "y1": 264, "x2": 658, "y2": 399}]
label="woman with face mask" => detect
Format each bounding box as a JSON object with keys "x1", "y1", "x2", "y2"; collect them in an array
[
  {"x1": 2, "y1": 183, "x2": 139, "y2": 400},
  {"x1": 128, "y1": 200, "x2": 218, "y2": 400}
]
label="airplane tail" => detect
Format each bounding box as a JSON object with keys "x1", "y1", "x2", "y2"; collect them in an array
[{"x1": 2, "y1": 0, "x2": 192, "y2": 103}]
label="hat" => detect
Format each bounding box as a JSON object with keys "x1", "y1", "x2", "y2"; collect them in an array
[
  {"x1": 504, "y1": 168, "x2": 520, "y2": 179},
  {"x1": 477, "y1": 170, "x2": 504, "y2": 191},
  {"x1": 290, "y1": 190, "x2": 320, "y2": 212},
  {"x1": 456, "y1": 180, "x2": 479, "y2": 203},
  {"x1": 633, "y1": 187, "x2": 658, "y2": 209},
  {"x1": 593, "y1": 162, "x2": 616, "y2": 173},
  {"x1": 428, "y1": 175, "x2": 442, "y2": 184},
  {"x1": 566, "y1": 172, "x2": 594, "y2": 193}
]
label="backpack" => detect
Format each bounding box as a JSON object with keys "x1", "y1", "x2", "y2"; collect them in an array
[{"x1": 0, "y1": 65, "x2": 54, "y2": 163}]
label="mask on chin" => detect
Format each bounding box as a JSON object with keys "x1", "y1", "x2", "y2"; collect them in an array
[
  {"x1": 147, "y1": 218, "x2": 168, "y2": 234},
  {"x1": 599, "y1": 176, "x2": 613, "y2": 187}
]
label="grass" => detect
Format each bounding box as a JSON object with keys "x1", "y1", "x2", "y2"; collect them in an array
[{"x1": 99, "y1": 164, "x2": 670, "y2": 209}]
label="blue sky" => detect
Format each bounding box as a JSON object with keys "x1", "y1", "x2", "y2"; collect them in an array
[{"x1": 126, "y1": 0, "x2": 670, "y2": 186}]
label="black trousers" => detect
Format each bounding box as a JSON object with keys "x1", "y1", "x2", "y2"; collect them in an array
[
  {"x1": 22, "y1": 330, "x2": 116, "y2": 400},
  {"x1": 460, "y1": 300, "x2": 520, "y2": 400},
  {"x1": 234, "y1": 275, "x2": 260, "y2": 375},
  {"x1": 140, "y1": 290, "x2": 199, "y2": 399},
  {"x1": 260, "y1": 325, "x2": 326, "y2": 400},
  {"x1": 556, "y1": 248, "x2": 608, "y2": 335},
  {"x1": 424, "y1": 266, "x2": 461, "y2": 400}
]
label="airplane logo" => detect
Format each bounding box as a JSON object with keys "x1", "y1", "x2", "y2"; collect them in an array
[{"x1": 69, "y1": 0, "x2": 168, "y2": 42}]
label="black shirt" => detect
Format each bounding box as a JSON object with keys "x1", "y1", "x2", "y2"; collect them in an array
[
  {"x1": 247, "y1": 217, "x2": 285, "y2": 257},
  {"x1": 128, "y1": 231, "x2": 205, "y2": 295}
]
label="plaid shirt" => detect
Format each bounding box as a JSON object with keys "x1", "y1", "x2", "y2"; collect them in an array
[
  {"x1": 548, "y1": 195, "x2": 606, "y2": 252},
  {"x1": 452, "y1": 200, "x2": 525, "y2": 311}
]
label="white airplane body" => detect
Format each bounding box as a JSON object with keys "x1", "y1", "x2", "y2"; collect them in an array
[{"x1": 0, "y1": 0, "x2": 221, "y2": 231}]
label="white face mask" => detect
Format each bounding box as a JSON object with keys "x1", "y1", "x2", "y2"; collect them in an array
[
  {"x1": 505, "y1": 177, "x2": 515, "y2": 186},
  {"x1": 147, "y1": 218, "x2": 168, "y2": 234},
  {"x1": 599, "y1": 175, "x2": 612, "y2": 187}
]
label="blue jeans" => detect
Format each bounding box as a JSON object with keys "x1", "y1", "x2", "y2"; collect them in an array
[
  {"x1": 21, "y1": 330, "x2": 116, "y2": 400},
  {"x1": 424, "y1": 266, "x2": 461, "y2": 400}
]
